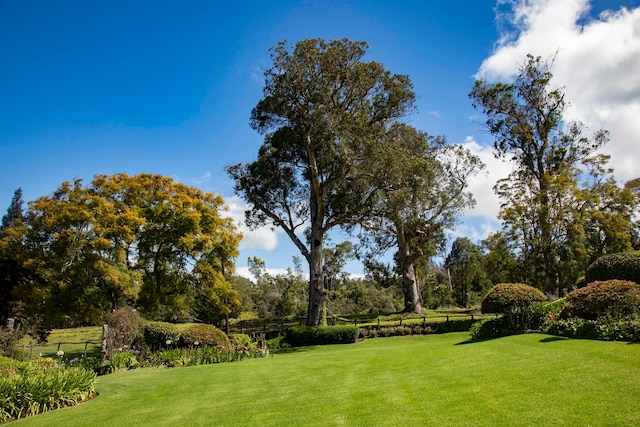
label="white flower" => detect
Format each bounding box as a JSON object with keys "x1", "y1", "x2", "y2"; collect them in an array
[
  {"x1": 56, "y1": 350, "x2": 64, "y2": 357},
  {"x1": 166, "y1": 340, "x2": 172, "y2": 345},
  {"x1": 194, "y1": 341, "x2": 200, "y2": 346}
]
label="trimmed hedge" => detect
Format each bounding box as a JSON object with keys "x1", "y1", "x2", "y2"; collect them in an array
[
  {"x1": 360, "y1": 318, "x2": 479, "y2": 338},
  {"x1": 143, "y1": 321, "x2": 181, "y2": 351},
  {"x1": 584, "y1": 251, "x2": 640, "y2": 285},
  {"x1": 285, "y1": 326, "x2": 359, "y2": 347},
  {"x1": 181, "y1": 324, "x2": 230, "y2": 348},
  {"x1": 481, "y1": 283, "x2": 547, "y2": 314},
  {"x1": 560, "y1": 280, "x2": 640, "y2": 320}
]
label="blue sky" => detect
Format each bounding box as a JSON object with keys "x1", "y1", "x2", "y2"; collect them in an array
[{"x1": 1, "y1": 0, "x2": 639, "y2": 278}]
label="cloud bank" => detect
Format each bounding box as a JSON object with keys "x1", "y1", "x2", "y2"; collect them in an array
[{"x1": 478, "y1": 0, "x2": 640, "y2": 184}]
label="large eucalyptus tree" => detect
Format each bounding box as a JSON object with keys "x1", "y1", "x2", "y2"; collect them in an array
[{"x1": 228, "y1": 38, "x2": 415, "y2": 325}]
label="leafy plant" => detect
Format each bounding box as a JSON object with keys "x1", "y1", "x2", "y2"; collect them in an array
[
  {"x1": 181, "y1": 324, "x2": 229, "y2": 348},
  {"x1": 143, "y1": 321, "x2": 181, "y2": 351},
  {"x1": 106, "y1": 306, "x2": 146, "y2": 355},
  {"x1": 560, "y1": 280, "x2": 640, "y2": 320},
  {"x1": 481, "y1": 283, "x2": 548, "y2": 314},
  {"x1": 0, "y1": 366, "x2": 96, "y2": 422},
  {"x1": 285, "y1": 325, "x2": 360, "y2": 347},
  {"x1": 584, "y1": 251, "x2": 640, "y2": 285}
]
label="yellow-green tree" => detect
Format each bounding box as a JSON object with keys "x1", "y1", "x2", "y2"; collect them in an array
[{"x1": 1, "y1": 173, "x2": 241, "y2": 327}]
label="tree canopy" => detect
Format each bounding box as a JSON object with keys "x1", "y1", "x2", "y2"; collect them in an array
[
  {"x1": 0, "y1": 173, "x2": 241, "y2": 328},
  {"x1": 228, "y1": 38, "x2": 416, "y2": 325},
  {"x1": 470, "y1": 55, "x2": 637, "y2": 295}
]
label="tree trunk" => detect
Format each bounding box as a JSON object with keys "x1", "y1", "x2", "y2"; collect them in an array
[
  {"x1": 306, "y1": 229, "x2": 326, "y2": 326},
  {"x1": 397, "y1": 233, "x2": 423, "y2": 313}
]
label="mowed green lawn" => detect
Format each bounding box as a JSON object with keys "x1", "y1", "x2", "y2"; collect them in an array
[{"x1": 13, "y1": 332, "x2": 640, "y2": 426}]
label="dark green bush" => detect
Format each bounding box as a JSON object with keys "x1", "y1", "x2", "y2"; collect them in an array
[
  {"x1": 584, "y1": 251, "x2": 640, "y2": 285},
  {"x1": 143, "y1": 321, "x2": 181, "y2": 351},
  {"x1": 181, "y1": 324, "x2": 230, "y2": 348},
  {"x1": 469, "y1": 317, "x2": 509, "y2": 340},
  {"x1": 560, "y1": 280, "x2": 640, "y2": 320},
  {"x1": 481, "y1": 283, "x2": 547, "y2": 314},
  {"x1": 285, "y1": 325, "x2": 359, "y2": 347}
]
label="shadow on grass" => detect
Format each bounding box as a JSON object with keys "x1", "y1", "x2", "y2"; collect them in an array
[
  {"x1": 539, "y1": 336, "x2": 569, "y2": 343},
  {"x1": 269, "y1": 346, "x2": 315, "y2": 355}
]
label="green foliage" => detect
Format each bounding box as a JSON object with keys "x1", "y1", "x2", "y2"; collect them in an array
[
  {"x1": 445, "y1": 237, "x2": 491, "y2": 307},
  {"x1": 229, "y1": 333, "x2": 256, "y2": 351},
  {"x1": 143, "y1": 321, "x2": 181, "y2": 351},
  {"x1": 102, "y1": 351, "x2": 140, "y2": 373},
  {"x1": 584, "y1": 252, "x2": 640, "y2": 285},
  {"x1": 469, "y1": 317, "x2": 508, "y2": 340},
  {"x1": 560, "y1": 280, "x2": 640, "y2": 320},
  {"x1": 0, "y1": 365, "x2": 96, "y2": 423},
  {"x1": 285, "y1": 325, "x2": 360, "y2": 347},
  {"x1": 360, "y1": 318, "x2": 479, "y2": 338},
  {"x1": 0, "y1": 173, "x2": 241, "y2": 328},
  {"x1": 181, "y1": 324, "x2": 230, "y2": 347},
  {"x1": 146, "y1": 345, "x2": 267, "y2": 368},
  {"x1": 470, "y1": 55, "x2": 635, "y2": 296},
  {"x1": 481, "y1": 283, "x2": 547, "y2": 314},
  {"x1": 548, "y1": 317, "x2": 640, "y2": 342},
  {"x1": 0, "y1": 355, "x2": 20, "y2": 377}
]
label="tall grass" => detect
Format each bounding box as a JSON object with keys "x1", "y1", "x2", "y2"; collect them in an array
[{"x1": 10, "y1": 332, "x2": 640, "y2": 426}]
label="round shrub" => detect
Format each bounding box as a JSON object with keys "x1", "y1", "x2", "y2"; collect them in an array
[
  {"x1": 143, "y1": 321, "x2": 181, "y2": 351},
  {"x1": 182, "y1": 324, "x2": 230, "y2": 347},
  {"x1": 560, "y1": 280, "x2": 640, "y2": 320},
  {"x1": 481, "y1": 283, "x2": 547, "y2": 314},
  {"x1": 106, "y1": 306, "x2": 145, "y2": 352},
  {"x1": 584, "y1": 251, "x2": 640, "y2": 285}
]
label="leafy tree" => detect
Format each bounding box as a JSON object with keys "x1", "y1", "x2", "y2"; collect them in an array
[
  {"x1": 228, "y1": 38, "x2": 415, "y2": 325},
  {"x1": 444, "y1": 237, "x2": 489, "y2": 307},
  {"x1": 1, "y1": 173, "x2": 241, "y2": 327},
  {"x1": 470, "y1": 55, "x2": 635, "y2": 295},
  {"x1": 357, "y1": 125, "x2": 482, "y2": 312},
  {"x1": 481, "y1": 232, "x2": 523, "y2": 285},
  {"x1": 0, "y1": 188, "x2": 23, "y2": 232},
  {"x1": 0, "y1": 188, "x2": 25, "y2": 324}
]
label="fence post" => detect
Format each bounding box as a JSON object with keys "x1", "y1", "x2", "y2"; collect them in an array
[
  {"x1": 377, "y1": 318, "x2": 381, "y2": 330},
  {"x1": 101, "y1": 324, "x2": 109, "y2": 362},
  {"x1": 354, "y1": 319, "x2": 357, "y2": 327},
  {"x1": 446, "y1": 315, "x2": 449, "y2": 322},
  {"x1": 399, "y1": 317, "x2": 402, "y2": 326},
  {"x1": 471, "y1": 314, "x2": 474, "y2": 321},
  {"x1": 83, "y1": 342, "x2": 89, "y2": 359}
]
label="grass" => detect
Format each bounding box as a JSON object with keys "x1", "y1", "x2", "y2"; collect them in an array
[
  {"x1": 11, "y1": 332, "x2": 640, "y2": 426},
  {"x1": 16, "y1": 327, "x2": 103, "y2": 360}
]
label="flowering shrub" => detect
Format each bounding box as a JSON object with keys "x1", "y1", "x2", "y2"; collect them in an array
[
  {"x1": 147, "y1": 345, "x2": 267, "y2": 368},
  {"x1": 560, "y1": 280, "x2": 640, "y2": 320},
  {"x1": 107, "y1": 306, "x2": 146, "y2": 354},
  {"x1": 481, "y1": 283, "x2": 547, "y2": 314},
  {"x1": 181, "y1": 324, "x2": 230, "y2": 348},
  {"x1": 584, "y1": 251, "x2": 640, "y2": 285}
]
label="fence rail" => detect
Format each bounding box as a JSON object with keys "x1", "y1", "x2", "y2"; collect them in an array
[
  {"x1": 229, "y1": 313, "x2": 483, "y2": 337},
  {"x1": 20, "y1": 341, "x2": 101, "y2": 359}
]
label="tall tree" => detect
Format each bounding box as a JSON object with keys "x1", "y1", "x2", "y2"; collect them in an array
[
  {"x1": 444, "y1": 237, "x2": 488, "y2": 307},
  {"x1": 228, "y1": 38, "x2": 415, "y2": 325},
  {"x1": 358, "y1": 124, "x2": 482, "y2": 312},
  {"x1": 1, "y1": 188, "x2": 23, "y2": 232},
  {"x1": 0, "y1": 188, "x2": 25, "y2": 323},
  {"x1": 1, "y1": 173, "x2": 241, "y2": 327},
  {"x1": 469, "y1": 54, "x2": 633, "y2": 295}
]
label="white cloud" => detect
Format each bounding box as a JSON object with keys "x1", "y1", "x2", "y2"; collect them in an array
[
  {"x1": 191, "y1": 171, "x2": 212, "y2": 185},
  {"x1": 225, "y1": 195, "x2": 279, "y2": 251},
  {"x1": 478, "y1": 0, "x2": 640, "y2": 183},
  {"x1": 235, "y1": 266, "x2": 293, "y2": 281},
  {"x1": 461, "y1": 136, "x2": 513, "y2": 219}
]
